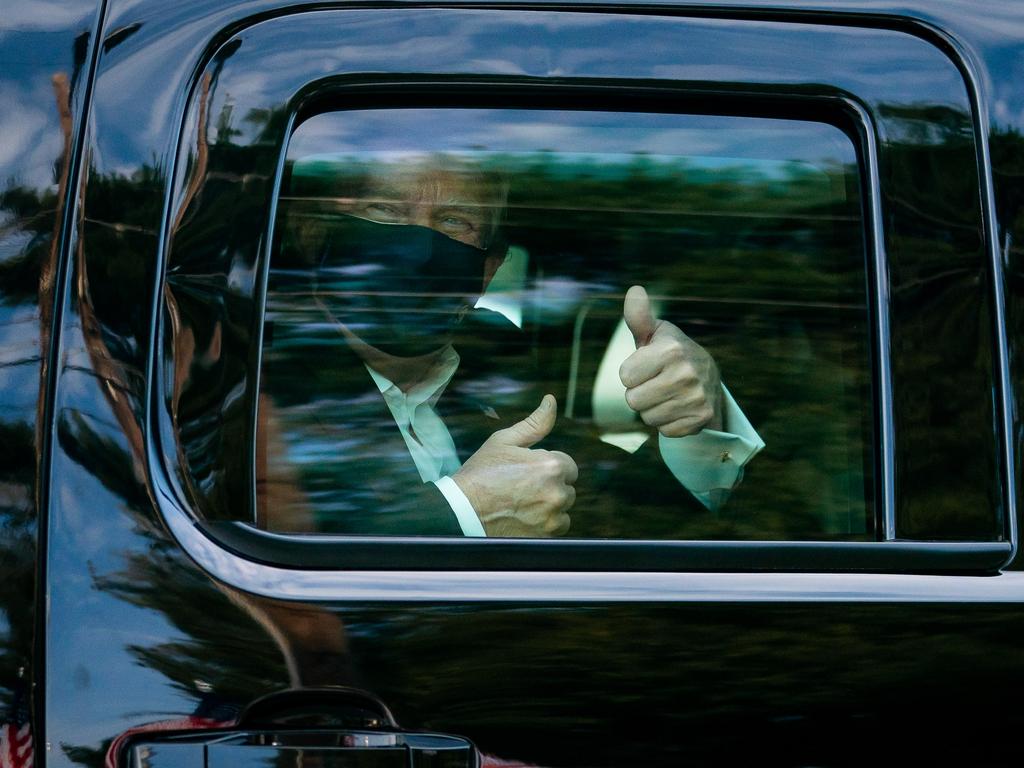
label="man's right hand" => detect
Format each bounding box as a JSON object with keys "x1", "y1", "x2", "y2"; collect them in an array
[{"x1": 453, "y1": 394, "x2": 577, "y2": 537}]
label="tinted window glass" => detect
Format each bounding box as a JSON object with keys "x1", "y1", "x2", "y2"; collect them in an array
[{"x1": 254, "y1": 107, "x2": 873, "y2": 540}]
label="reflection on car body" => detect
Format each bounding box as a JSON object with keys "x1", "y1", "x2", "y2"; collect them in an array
[{"x1": 2, "y1": 2, "x2": 1024, "y2": 766}]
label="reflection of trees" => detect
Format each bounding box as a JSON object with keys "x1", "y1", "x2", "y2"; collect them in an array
[
  {"x1": 271, "y1": 104, "x2": 1022, "y2": 541},
  {"x1": 55, "y1": 378, "x2": 288, "y2": 696},
  {"x1": 0, "y1": 422, "x2": 36, "y2": 716},
  {"x1": 49, "y1": 98, "x2": 352, "y2": 767},
  {"x1": 341, "y1": 600, "x2": 1024, "y2": 766},
  {"x1": 34, "y1": 91, "x2": 1024, "y2": 768},
  {"x1": 0, "y1": 63, "x2": 74, "y2": 721},
  {"x1": 278, "y1": 145, "x2": 871, "y2": 539},
  {"x1": 880, "y1": 106, "x2": 1000, "y2": 538},
  {"x1": 0, "y1": 184, "x2": 47, "y2": 719}
]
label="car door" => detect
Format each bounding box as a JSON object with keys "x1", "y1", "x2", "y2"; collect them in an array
[{"x1": 41, "y1": 2, "x2": 1024, "y2": 767}]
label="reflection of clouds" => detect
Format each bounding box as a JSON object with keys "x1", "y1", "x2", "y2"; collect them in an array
[
  {"x1": 482, "y1": 122, "x2": 586, "y2": 148},
  {"x1": 251, "y1": 21, "x2": 472, "y2": 81},
  {"x1": 453, "y1": 10, "x2": 619, "y2": 35},
  {"x1": 461, "y1": 58, "x2": 528, "y2": 76},
  {"x1": 216, "y1": 69, "x2": 273, "y2": 103},
  {"x1": 288, "y1": 109, "x2": 855, "y2": 167},
  {"x1": 98, "y1": 4, "x2": 976, "y2": 174},
  {"x1": 624, "y1": 129, "x2": 725, "y2": 157},
  {"x1": 0, "y1": 82, "x2": 62, "y2": 189},
  {"x1": 995, "y1": 99, "x2": 1024, "y2": 128},
  {"x1": 2, "y1": 0, "x2": 92, "y2": 29},
  {"x1": 929, "y1": 1, "x2": 1024, "y2": 42},
  {"x1": 0, "y1": 230, "x2": 33, "y2": 263},
  {"x1": 58, "y1": 472, "x2": 120, "y2": 558},
  {"x1": 289, "y1": 117, "x2": 355, "y2": 155},
  {"x1": 0, "y1": 311, "x2": 40, "y2": 406},
  {"x1": 99, "y1": 6, "x2": 976, "y2": 183},
  {"x1": 93, "y1": 18, "x2": 202, "y2": 170},
  {"x1": 49, "y1": 469, "x2": 194, "y2": 751},
  {"x1": 640, "y1": 23, "x2": 965, "y2": 108},
  {"x1": 882, "y1": 110, "x2": 973, "y2": 145}
]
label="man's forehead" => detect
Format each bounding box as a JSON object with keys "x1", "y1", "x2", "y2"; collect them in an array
[{"x1": 361, "y1": 157, "x2": 502, "y2": 204}]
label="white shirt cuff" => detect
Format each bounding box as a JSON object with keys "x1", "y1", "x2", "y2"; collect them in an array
[
  {"x1": 658, "y1": 384, "x2": 765, "y2": 511},
  {"x1": 433, "y1": 476, "x2": 487, "y2": 537}
]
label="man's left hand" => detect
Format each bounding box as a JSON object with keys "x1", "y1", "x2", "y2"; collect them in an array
[{"x1": 619, "y1": 285, "x2": 723, "y2": 437}]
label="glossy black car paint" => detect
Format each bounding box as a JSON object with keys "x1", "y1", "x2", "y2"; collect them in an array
[{"x1": 4, "y1": 1, "x2": 1024, "y2": 766}]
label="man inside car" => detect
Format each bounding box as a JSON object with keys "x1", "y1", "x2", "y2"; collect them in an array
[{"x1": 256, "y1": 154, "x2": 764, "y2": 537}]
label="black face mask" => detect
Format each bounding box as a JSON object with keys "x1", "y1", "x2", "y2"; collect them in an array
[{"x1": 315, "y1": 215, "x2": 490, "y2": 357}]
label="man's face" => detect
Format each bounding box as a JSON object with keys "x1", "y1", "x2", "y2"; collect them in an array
[
  {"x1": 335, "y1": 158, "x2": 503, "y2": 251},
  {"x1": 308, "y1": 155, "x2": 508, "y2": 357}
]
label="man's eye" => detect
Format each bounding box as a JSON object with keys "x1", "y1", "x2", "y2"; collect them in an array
[
  {"x1": 437, "y1": 215, "x2": 474, "y2": 234},
  {"x1": 363, "y1": 203, "x2": 406, "y2": 223}
]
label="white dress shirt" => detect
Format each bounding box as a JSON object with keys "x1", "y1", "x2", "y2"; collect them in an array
[
  {"x1": 364, "y1": 350, "x2": 486, "y2": 537},
  {"x1": 364, "y1": 247, "x2": 764, "y2": 535},
  {"x1": 365, "y1": 352, "x2": 764, "y2": 537}
]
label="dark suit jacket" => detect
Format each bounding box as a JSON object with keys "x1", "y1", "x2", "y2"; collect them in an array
[{"x1": 257, "y1": 307, "x2": 710, "y2": 538}]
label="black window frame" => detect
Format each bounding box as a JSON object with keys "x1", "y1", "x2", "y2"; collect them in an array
[{"x1": 152, "y1": 9, "x2": 1011, "y2": 575}]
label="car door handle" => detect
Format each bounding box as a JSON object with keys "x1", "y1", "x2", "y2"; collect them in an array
[
  {"x1": 123, "y1": 688, "x2": 478, "y2": 768},
  {"x1": 130, "y1": 730, "x2": 477, "y2": 768}
]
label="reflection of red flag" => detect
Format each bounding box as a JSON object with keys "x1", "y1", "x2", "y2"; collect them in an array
[
  {"x1": 104, "y1": 716, "x2": 231, "y2": 768},
  {"x1": 0, "y1": 721, "x2": 32, "y2": 768},
  {"x1": 0, "y1": 683, "x2": 32, "y2": 768}
]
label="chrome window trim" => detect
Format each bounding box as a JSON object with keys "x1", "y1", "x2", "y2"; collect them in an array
[{"x1": 156, "y1": 481, "x2": 1024, "y2": 603}]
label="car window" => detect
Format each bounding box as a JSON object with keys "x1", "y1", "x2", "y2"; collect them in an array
[{"x1": 252, "y1": 107, "x2": 874, "y2": 540}]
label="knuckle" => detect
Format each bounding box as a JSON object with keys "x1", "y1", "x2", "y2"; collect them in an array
[
  {"x1": 665, "y1": 339, "x2": 685, "y2": 359},
  {"x1": 543, "y1": 513, "x2": 559, "y2": 534},
  {"x1": 539, "y1": 454, "x2": 561, "y2": 476},
  {"x1": 682, "y1": 393, "x2": 705, "y2": 415},
  {"x1": 554, "y1": 451, "x2": 577, "y2": 476},
  {"x1": 675, "y1": 361, "x2": 697, "y2": 384},
  {"x1": 624, "y1": 388, "x2": 639, "y2": 410},
  {"x1": 543, "y1": 488, "x2": 563, "y2": 509},
  {"x1": 548, "y1": 511, "x2": 571, "y2": 535}
]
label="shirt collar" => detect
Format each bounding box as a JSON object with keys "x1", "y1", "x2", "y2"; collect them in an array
[{"x1": 364, "y1": 345, "x2": 460, "y2": 409}]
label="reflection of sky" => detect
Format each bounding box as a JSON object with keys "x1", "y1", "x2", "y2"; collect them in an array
[
  {"x1": 48, "y1": 467, "x2": 199, "y2": 749},
  {"x1": 0, "y1": 24, "x2": 87, "y2": 190},
  {"x1": 32, "y1": 1, "x2": 1024, "y2": 207},
  {"x1": 289, "y1": 109, "x2": 855, "y2": 170},
  {"x1": 14, "y1": 1, "x2": 1024, "y2": 757},
  {"x1": 47, "y1": 359, "x2": 205, "y2": 750},
  {"x1": 85, "y1": 7, "x2": 987, "y2": 177},
  {"x1": 0, "y1": 304, "x2": 40, "y2": 417}
]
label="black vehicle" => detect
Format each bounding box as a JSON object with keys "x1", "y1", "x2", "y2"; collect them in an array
[{"x1": 4, "y1": 1, "x2": 1024, "y2": 766}]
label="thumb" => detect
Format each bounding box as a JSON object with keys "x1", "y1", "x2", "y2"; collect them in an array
[
  {"x1": 624, "y1": 285, "x2": 657, "y2": 348},
  {"x1": 494, "y1": 394, "x2": 557, "y2": 448}
]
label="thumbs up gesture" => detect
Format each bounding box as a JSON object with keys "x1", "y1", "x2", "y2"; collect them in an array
[
  {"x1": 620, "y1": 285, "x2": 723, "y2": 437},
  {"x1": 453, "y1": 394, "x2": 577, "y2": 537}
]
